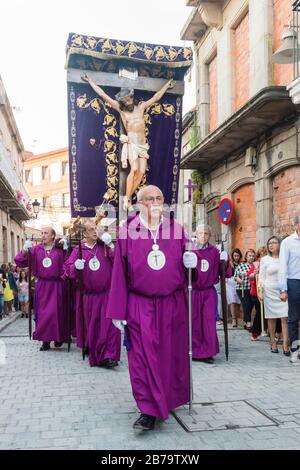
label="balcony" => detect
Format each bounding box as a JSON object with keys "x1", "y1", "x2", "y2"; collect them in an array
[
  {"x1": 181, "y1": 1, "x2": 223, "y2": 41},
  {"x1": 181, "y1": 86, "x2": 298, "y2": 172},
  {"x1": 0, "y1": 142, "x2": 30, "y2": 222}
]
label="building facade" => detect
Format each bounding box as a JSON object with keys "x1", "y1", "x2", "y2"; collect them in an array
[
  {"x1": 0, "y1": 76, "x2": 30, "y2": 264},
  {"x1": 24, "y1": 148, "x2": 71, "y2": 236},
  {"x1": 181, "y1": 0, "x2": 300, "y2": 254}
]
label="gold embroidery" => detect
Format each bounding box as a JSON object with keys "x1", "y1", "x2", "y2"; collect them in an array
[
  {"x1": 162, "y1": 103, "x2": 175, "y2": 116},
  {"x1": 104, "y1": 126, "x2": 118, "y2": 139},
  {"x1": 154, "y1": 46, "x2": 167, "y2": 61},
  {"x1": 103, "y1": 114, "x2": 117, "y2": 127},
  {"x1": 143, "y1": 45, "x2": 154, "y2": 60},
  {"x1": 104, "y1": 140, "x2": 116, "y2": 153}
]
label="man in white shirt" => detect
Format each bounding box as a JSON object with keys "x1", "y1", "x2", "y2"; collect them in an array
[{"x1": 279, "y1": 216, "x2": 300, "y2": 363}]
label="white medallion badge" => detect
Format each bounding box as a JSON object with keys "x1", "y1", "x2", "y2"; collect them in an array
[
  {"x1": 89, "y1": 256, "x2": 100, "y2": 271},
  {"x1": 42, "y1": 257, "x2": 52, "y2": 268},
  {"x1": 201, "y1": 259, "x2": 209, "y2": 272},
  {"x1": 147, "y1": 249, "x2": 166, "y2": 271}
]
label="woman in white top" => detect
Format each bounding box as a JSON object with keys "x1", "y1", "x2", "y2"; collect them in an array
[{"x1": 258, "y1": 236, "x2": 289, "y2": 355}]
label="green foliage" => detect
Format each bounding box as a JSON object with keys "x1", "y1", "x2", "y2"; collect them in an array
[{"x1": 191, "y1": 169, "x2": 203, "y2": 227}]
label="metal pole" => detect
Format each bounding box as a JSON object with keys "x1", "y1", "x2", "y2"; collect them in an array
[{"x1": 187, "y1": 200, "x2": 194, "y2": 415}]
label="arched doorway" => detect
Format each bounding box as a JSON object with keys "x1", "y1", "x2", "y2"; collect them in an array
[
  {"x1": 231, "y1": 183, "x2": 256, "y2": 256},
  {"x1": 273, "y1": 166, "x2": 300, "y2": 238}
]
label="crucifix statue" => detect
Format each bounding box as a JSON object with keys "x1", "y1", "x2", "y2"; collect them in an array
[{"x1": 81, "y1": 73, "x2": 175, "y2": 210}]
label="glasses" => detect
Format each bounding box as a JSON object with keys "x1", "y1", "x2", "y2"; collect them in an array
[
  {"x1": 142, "y1": 196, "x2": 163, "y2": 203},
  {"x1": 268, "y1": 241, "x2": 279, "y2": 245}
]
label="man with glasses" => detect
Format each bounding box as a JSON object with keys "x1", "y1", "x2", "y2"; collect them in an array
[
  {"x1": 107, "y1": 185, "x2": 196, "y2": 430},
  {"x1": 279, "y1": 216, "x2": 300, "y2": 364}
]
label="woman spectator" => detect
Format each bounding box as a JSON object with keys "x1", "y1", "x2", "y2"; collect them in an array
[
  {"x1": 258, "y1": 236, "x2": 289, "y2": 355},
  {"x1": 17, "y1": 270, "x2": 29, "y2": 318},
  {"x1": 247, "y1": 246, "x2": 267, "y2": 341},
  {"x1": 234, "y1": 249, "x2": 256, "y2": 330},
  {"x1": 226, "y1": 248, "x2": 242, "y2": 327},
  {"x1": 0, "y1": 269, "x2": 6, "y2": 321}
]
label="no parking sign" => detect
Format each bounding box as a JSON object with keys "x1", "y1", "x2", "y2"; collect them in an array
[{"x1": 218, "y1": 198, "x2": 234, "y2": 225}]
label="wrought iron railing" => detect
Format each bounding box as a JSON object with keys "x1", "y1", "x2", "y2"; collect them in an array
[{"x1": 293, "y1": 0, "x2": 300, "y2": 79}]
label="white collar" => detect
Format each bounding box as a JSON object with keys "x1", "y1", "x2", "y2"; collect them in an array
[
  {"x1": 291, "y1": 231, "x2": 300, "y2": 240},
  {"x1": 139, "y1": 214, "x2": 163, "y2": 231},
  {"x1": 84, "y1": 241, "x2": 97, "y2": 249}
]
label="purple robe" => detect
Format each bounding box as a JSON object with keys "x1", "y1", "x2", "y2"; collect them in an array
[
  {"x1": 107, "y1": 215, "x2": 189, "y2": 420},
  {"x1": 192, "y1": 244, "x2": 232, "y2": 359},
  {"x1": 64, "y1": 242, "x2": 120, "y2": 367},
  {"x1": 15, "y1": 245, "x2": 68, "y2": 343}
]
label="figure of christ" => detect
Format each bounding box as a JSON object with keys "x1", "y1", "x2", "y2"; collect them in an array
[{"x1": 81, "y1": 73, "x2": 174, "y2": 210}]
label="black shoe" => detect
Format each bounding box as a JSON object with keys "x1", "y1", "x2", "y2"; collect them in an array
[
  {"x1": 133, "y1": 414, "x2": 156, "y2": 431},
  {"x1": 21, "y1": 314, "x2": 24, "y2": 318},
  {"x1": 83, "y1": 347, "x2": 89, "y2": 356},
  {"x1": 39, "y1": 342, "x2": 51, "y2": 351},
  {"x1": 196, "y1": 357, "x2": 214, "y2": 364},
  {"x1": 283, "y1": 349, "x2": 291, "y2": 357},
  {"x1": 98, "y1": 358, "x2": 118, "y2": 369},
  {"x1": 54, "y1": 341, "x2": 63, "y2": 348}
]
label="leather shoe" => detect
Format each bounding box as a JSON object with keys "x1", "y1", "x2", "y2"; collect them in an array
[
  {"x1": 99, "y1": 358, "x2": 118, "y2": 369},
  {"x1": 40, "y1": 341, "x2": 51, "y2": 351},
  {"x1": 133, "y1": 414, "x2": 156, "y2": 431},
  {"x1": 194, "y1": 357, "x2": 214, "y2": 364},
  {"x1": 54, "y1": 341, "x2": 63, "y2": 348}
]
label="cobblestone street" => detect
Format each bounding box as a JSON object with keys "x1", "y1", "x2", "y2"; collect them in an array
[{"x1": 0, "y1": 317, "x2": 300, "y2": 450}]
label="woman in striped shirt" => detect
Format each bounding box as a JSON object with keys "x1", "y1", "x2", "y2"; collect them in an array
[{"x1": 234, "y1": 249, "x2": 256, "y2": 330}]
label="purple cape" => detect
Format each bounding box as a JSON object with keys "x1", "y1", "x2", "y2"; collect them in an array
[
  {"x1": 192, "y1": 244, "x2": 232, "y2": 358},
  {"x1": 64, "y1": 242, "x2": 120, "y2": 366},
  {"x1": 15, "y1": 245, "x2": 69, "y2": 343}
]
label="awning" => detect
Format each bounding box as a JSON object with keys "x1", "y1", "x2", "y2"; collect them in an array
[
  {"x1": 0, "y1": 174, "x2": 30, "y2": 222},
  {"x1": 180, "y1": 86, "x2": 299, "y2": 171}
]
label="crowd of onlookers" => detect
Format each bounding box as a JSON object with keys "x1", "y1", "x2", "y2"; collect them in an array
[
  {"x1": 226, "y1": 218, "x2": 300, "y2": 362},
  {"x1": 0, "y1": 263, "x2": 29, "y2": 320}
]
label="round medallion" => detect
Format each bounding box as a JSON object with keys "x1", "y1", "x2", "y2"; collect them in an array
[
  {"x1": 201, "y1": 259, "x2": 210, "y2": 272},
  {"x1": 89, "y1": 257, "x2": 100, "y2": 271},
  {"x1": 147, "y1": 250, "x2": 166, "y2": 271},
  {"x1": 42, "y1": 257, "x2": 52, "y2": 268}
]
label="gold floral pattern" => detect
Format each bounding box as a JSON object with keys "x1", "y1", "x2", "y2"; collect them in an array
[
  {"x1": 74, "y1": 91, "x2": 119, "y2": 206},
  {"x1": 66, "y1": 33, "x2": 192, "y2": 68}
]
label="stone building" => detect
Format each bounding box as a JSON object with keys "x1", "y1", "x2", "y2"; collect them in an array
[
  {"x1": 180, "y1": 0, "x2": 300, "y2": 254},
  {"x1": 0, "y1": 76, "x2": 30, "y2": 264},
  {"x1": 24, "y1": 148, "x2": 71, "y2": 236}
]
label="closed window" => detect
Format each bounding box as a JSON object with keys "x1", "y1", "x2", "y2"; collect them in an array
[
  {"x1": 50, "y1": 163, "x2": 61, "y2": 182},
  {"x1": 62, "y1": 193, "x2": 70, "y2": 207},
  {"x1": 32, "y1": 167, "x2": 41, "y2": 186}
]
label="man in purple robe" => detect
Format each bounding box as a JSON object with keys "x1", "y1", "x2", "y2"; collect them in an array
[
  {"x1": 64, "y1": 220, "x2": 120, "y2": 368},
  {"x1": 192, "y1": 224, "x2": 232, "y2": 364},
  {"x1": 15, "y1": 226, "x2": 69, "y2": 351},
  {"x1": 107, "y1": 185, "x2": 192, "y2": 431}
]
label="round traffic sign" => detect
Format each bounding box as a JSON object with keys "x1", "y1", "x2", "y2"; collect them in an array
[{"x1": 218, "y1": 198, "x2": 234, "y2": 225}]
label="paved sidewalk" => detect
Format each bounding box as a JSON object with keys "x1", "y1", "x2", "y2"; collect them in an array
[{"x1": 0, "y1": 318, "x2": 300, "y2": 450}]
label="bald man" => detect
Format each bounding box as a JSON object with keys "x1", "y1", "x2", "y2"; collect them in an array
[
  {"x1": 64, "y1": 220, "x2": 120, "y2": 368},
  {"x1": 107, "y1": 185, "x2": 190, "y2": 430},
  {"x1": 15, "y1": 226, "x2": 69, "y2": 351}
]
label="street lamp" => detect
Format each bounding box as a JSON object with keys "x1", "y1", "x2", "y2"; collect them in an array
[
  {"x1": 272, "y1": 26, "x2": 300, "y2": 64},
  {"x1": 32, "y1": 199, "x2": 40, "y2": 219}
]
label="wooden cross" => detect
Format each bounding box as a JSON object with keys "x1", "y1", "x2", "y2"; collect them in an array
[{"x1": 184, "y1": 179, "x2": 197, "y2": 203}]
